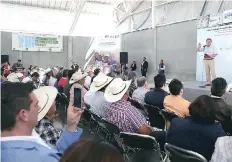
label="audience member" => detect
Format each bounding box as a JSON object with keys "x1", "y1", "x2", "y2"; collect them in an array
[
  {"x1": 104, "y1": 78, "x2": 152, "y2": 135},
  {"x1": 128, "y1": 71, "x2": 137, "y2": 97},
  {"x1": 84, "y1": 73, "x2": 113, "y2": 118},
  {"x1": 43, "y1": 68, "x2": 57, "y2": 86},
  {"x1": 166, "y1": 95, "x2": 226, "y2": 161},
  {"x1": 69, "y1": 71, "x2": 88, "y2": 108},
  {"x1": 22, "y1": 72, "x2": 39, "y2": 83},
  {"x1": 164, "y1": 79, "x2": 190, "y2": 117},
  {"x1": 91, "y1": 68, "x2": 101, "y2": 83},
  {"x1": 144, "y1": 73, "x2": 168, "y2": 109},
  {"x1": 35, "y1": 87, "x2": 63, "y2": 146},
  {"x1": 3, "y1": 61, "x2": 10, "y2": 77},
  {"x1": 28, "y1": 65, "x2": 33, "y2": 75},
  {"x1": 211, "y1": 116, "x2": 232, "y2": 162},
  {"x1": 84, "y1": 67, "x2": 94, "y2": 89},
  {"x1": 58, "y1": 69, "x2": 68, "y2": 87},
  {"x1": 60, "y1": 139, "x2": 124, "y2": 162},
  {"x1": 1, "y1": 82, "x2": 83, "y2": 162},
  {"x1": 11, "y1": 59, "x2": 23, "y2": 70},
  {"x1": 63, "y1": 70, "x2": 75, "y2": 97},
  {"x1": 211, "y1": 78, "x2": 232, "y2": 121},
  {"x1": 132, "y1": 76, "x2": 149, "y2": 105}
]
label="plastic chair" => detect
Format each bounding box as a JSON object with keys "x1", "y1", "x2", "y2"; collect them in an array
[
  {"x1": 164, "y1": 143, "x2": 208, "y2": 162},
  {"x1": 160, "y1": 109, "x2": 179, "y2": 130},
  {"x1": 144, "y1": 104, "x2": 165, "y2": 129}
]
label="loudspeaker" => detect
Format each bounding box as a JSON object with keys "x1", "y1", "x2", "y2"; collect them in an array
[
  {"x1": 1, "y1": 55, "x2": 9, "y2": 64},
  {"x1": 120, "y1": 52, "x2": 128, "y2": 64}
]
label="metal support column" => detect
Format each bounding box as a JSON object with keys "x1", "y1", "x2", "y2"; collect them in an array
[
  {"x1": 67, "y1": 36, "x2": 73, "y2": 68},
  {"x1": 152, "y1": 0, "x2": 155, "y2": 28}
]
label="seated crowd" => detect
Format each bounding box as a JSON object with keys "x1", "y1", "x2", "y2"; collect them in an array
[{"x1": 1, "y1": 62, "x2": 232, "y2": 162}]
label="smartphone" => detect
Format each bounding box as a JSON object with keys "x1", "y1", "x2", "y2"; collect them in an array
[{"x1": 74, "y1": 88, "x2": 82, "y2": 109}]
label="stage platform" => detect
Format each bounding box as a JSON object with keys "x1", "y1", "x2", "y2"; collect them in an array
[{"x1": 149, "y1": 80, "x2": 232, "y2": 105}]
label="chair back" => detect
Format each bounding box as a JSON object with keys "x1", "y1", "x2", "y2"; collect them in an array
[
  {"x1": 120, "y1": 132, "x2": 159, "y2": 150},
  {"x1": 130, "y1": 99, "x2": 143, "y2": 110},
  {"x1": 102, "y1": 119, "x2": 120, "y2": 135},
  {"x1": 160, "y1": 109, "x2": 179, "y2": 122},
  {"x1": 144, "y1": 104, "x2": 165, "y2": 129},
  {"x1": 164, "y1": 143, "x2": 208, "y2": 162}
]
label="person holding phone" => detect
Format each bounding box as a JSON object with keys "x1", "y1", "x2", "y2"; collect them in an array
[
  {"x1": 34, "y1": 86, "x2": 83, "y2": 146},
  {"x1": 84, "y1": 73, "x2": 113, "y2": 118},
  {"x1": 69, "y1": 71, "x2": 88, "y2": 109},
  {"x1": 1, "y1": 82, "x2": 83, "y2": 162}
]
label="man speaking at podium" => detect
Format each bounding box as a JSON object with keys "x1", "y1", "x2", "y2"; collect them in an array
[{"x1": 197, "y1": 38, "x2": 218, "y2": 86}]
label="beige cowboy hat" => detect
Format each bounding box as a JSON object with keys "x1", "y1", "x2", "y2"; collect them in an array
[
  {"x1": 7, "y1": 73, "x2": 24, "y2": 82},
  {"x1": 104, "y1": 78, "x2": 131, "y2": 102},
  {"x1": 33, "y1": 86, "x2": 58, "y2": 121},
  {"x1": 90, "y1": 72, "x2": 113, "y2": 92},
  {"x1": 69, "y1": 71, "x2": 88, "y2": 84}
]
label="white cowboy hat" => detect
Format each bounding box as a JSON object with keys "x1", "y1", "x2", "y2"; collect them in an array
[
  {"x1": 44, "y1": 68, "x2": 52, "y2": 75},
  {"x1": 7, "y1": 73, "x2": 23, "y2": 82},
  {"x1": 69, "y1": 71, "x2": 88, "y2": 84},
  {"x1": 90, "y1": 73, "x2": 113, "y2": 92},
  {"x1": 33, "y1": 86, "x2": 58, "y2": 121},
  {"x1": 104, "y1": 78, "x2": 131, "y2": 102}
]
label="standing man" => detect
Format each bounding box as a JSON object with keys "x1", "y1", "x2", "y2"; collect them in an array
[
  {"x1": 158, "y1": 59, "x2": 165, "y2": 74},
  {"x1": 141, "y1": 57, "x2": 148, "y2": 77},
  {"x1": 130, "y1": 61, "x2": 137, "y2": 71},
  {"x1": 197, "y1": 38, "x2": 218, "y2": 86}
]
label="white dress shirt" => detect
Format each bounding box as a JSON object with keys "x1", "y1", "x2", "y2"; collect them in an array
[
  {"x1": 210, "y1": 136, "x2": 232, "y2": 162},
  {"x1": 84, "y1": 76, "x2": 92, "y2": 89},
  {"x1": 84, "y1": 91, "x2": 110, "y2": 118},
  {"x1": 132, "y1": 87, "x2": 149, "y2": 105},
  {"x1": 200, "y1": 45, "x2": 218, "y2": 57}
]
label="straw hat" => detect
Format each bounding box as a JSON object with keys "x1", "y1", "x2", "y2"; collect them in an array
[
  {"x1": 69, "y1": 71, "x2": 88, "y2": 84},
  {"x1": 104, "y1": 78, "x2": 131, "y2": 102},
  {"x1": 33, "y1": 86, "x2": 58, "y2": 121},
  {"x1": 89, "y1": 73, "x2": 113, "y2": 92}
]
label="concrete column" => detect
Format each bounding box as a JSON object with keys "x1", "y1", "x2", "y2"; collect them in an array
[{"x1": 68, "y1": 36, "x2": 73, "y2": 69}]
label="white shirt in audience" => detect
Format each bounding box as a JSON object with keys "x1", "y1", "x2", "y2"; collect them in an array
[
  {"x1": 210, "y1": 136, "x2": 232, "y2": 162},
  {"x1": 132, "y1": 87, "x2": 149, "y2": 105},
  {"x1": 84, "y1": 91, "x2": 110, "y2": 118},
  {"x1": 84, "y1": 76, "x2": 92, "y2": 89}
]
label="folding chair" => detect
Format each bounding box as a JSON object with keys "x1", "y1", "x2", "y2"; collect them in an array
[
  {"x1": 160, "y1": 109, "x2": 179, "y2": 130},
  {"x1": 129, "y1": 99, "x2": 148, "y2": 117},
  {"x1": 55, "y1": 92, "x2": 68, "y2": 125},
  {"x1": 164, "y1": 143, "x2": 208, "y2": 162},
  {"x1": 144, "y1": 104, "x2": 165, "y2": 130},
  {"x1": 120, "y1": 132, "x2": 164, "y2": 162}
]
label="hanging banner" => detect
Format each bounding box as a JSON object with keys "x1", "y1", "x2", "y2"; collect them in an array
[
  {"x1": 208, "y1": 13, "x2": 222, "y2": 27},
  {"x1": 223, "y1": 9, "x2": 232, "y2": 24},
  {"x1": 12, "y1": 33, "x2": 63, "y2": 52}
]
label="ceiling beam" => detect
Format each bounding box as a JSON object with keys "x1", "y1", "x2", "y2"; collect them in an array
[
  {"x1": 117, "y1": 1, "x2": 144, "y2": 27},
  {"x1": 68, "y1": 1, "x2": 86, "y2": 35}
]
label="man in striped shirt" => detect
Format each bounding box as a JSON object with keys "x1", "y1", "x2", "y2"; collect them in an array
[{"x1": 104, "y1": 78, "x2": 153, "y2": 135}]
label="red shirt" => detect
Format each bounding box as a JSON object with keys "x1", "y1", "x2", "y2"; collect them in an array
[
  {"x1": 3, "y1": 65, "x2": 10, "y2": 75},
  {"x1": 58, "y1": 77, "x2": 67, "y2": 87}
]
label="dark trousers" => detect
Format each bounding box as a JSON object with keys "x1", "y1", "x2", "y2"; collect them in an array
[
  {"x1": 141, "y1": 69, "x2": 147, "y2": 77},
  {"x1": 150, "y1": 131, "x2": 166, "y2": 151}
]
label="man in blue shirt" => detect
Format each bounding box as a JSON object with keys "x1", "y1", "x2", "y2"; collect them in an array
[{"x1": 1, "y1": 82, "x2": 83, "y2": 162}]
